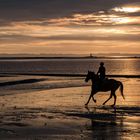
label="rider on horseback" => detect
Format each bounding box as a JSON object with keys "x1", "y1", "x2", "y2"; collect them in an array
[
  {"x1": 97, "y1": 62, "x2": 106, "y2": 81},
  {"x1": 96, "y1": 62, "x2": 106, "y2": 90},
  {"x1": 85, "y1": 63, "x2": 124, "y2": 106}
]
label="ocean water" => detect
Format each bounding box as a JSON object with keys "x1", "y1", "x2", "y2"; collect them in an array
[{"x1": 0, "y1": 58, "x2": 140, "y2": 75}]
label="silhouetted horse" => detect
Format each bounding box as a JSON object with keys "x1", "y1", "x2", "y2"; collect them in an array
[{"x1": 85, "y1": 71, "x2": 125, "y2": 107}]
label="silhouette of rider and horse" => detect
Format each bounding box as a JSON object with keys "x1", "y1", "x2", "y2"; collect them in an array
[{"x1": 85, "y1": 62, "x2": 125, "y2": 107}]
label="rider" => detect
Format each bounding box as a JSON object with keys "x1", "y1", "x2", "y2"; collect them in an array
[{"x1": 97, "y1": 62, "x2": 106, "y2": 82}]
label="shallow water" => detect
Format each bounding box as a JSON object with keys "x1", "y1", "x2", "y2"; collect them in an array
[
  {"x1": 0, "y1": 76, "x2": 139, "y2": 105},
  {"x1": 0, "y1": 58, "x2": 140, "y2": 75},
  {"x1": 0, "y1": 75, "x2": 139, "y2": 139}
]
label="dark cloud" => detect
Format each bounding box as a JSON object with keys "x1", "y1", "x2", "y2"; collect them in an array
[
  {"x1": 45, "y1": 34, "x2": 140, "y2": 42},
  {"x1": 0, "y1": 34, "x2": 36, "y2": 41},
  {"x1": 0, "y1": 0, "x2": 140, "y2": 25},
  {"x1": 1, "y1": 33, "x2": 140, "y2": 43}
]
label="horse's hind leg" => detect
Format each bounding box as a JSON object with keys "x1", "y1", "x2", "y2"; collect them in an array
[
  {"x1": 111, "y1": 92, "x2": 117, "y2": 107},
  {"x1": 92, "y1": 96, "x2": 96, "y2": 103},
  {"x1": 103, "y1": 91, "x2": 113, "y2": 105}
]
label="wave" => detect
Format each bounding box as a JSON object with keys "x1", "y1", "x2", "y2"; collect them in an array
[{"x1": 0, "y1": 77, "x2": 88, "y2": 96}]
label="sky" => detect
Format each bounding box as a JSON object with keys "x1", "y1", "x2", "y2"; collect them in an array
[{"x1": 0, "y1": 0, "x2": 140, "y2": 55}]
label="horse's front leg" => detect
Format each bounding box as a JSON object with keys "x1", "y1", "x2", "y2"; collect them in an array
[
  {"x1": 85, "y1": 94, "x2": 92, "y2": 106},
  {"x1": 85, "y1": 90, "x2": 95, "y2": 106}
]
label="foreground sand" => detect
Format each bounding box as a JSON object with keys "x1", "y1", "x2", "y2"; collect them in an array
[{"x1": 0, "y1": 75, "x2": 140, "y2": 140}]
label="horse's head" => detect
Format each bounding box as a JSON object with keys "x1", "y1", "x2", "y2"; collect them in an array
[{"x1": 85, "y1": 71, "x2": 95, "y2": 82}]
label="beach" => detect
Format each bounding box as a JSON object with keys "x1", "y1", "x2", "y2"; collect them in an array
[
  {"x1": 0, "y1": 74, "x2": 140, "y2": 140},
  {"x1": 1, "y1": 0, "x2": 140, "y2": 139}
]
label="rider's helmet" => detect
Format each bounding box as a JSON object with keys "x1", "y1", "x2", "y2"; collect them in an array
[{"x1": 100, "y1": 62, "x2": 104, "y2": 66}]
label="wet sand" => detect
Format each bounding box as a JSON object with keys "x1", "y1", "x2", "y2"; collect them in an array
[{"x1": 0, "y1": 75, "x2": 140, "y2": 140}]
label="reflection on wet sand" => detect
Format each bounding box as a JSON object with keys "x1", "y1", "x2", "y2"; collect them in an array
[
  {"x1": 0, "y1": 75, "x2": 140, "y2": 139},
  {"x1": 86, "y1": 107, "x2": 126, "y2": 140},
  {"x1": 65, "y1": 106, "x2": 140, "y2": 140}
]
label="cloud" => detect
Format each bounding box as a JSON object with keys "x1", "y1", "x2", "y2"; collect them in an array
[
  {"x1": 47, "y1": 12, "x2": 140, "y2": 26},
  {"x1": 0, "y1": 20, "x2": 140, "y2": 44},
  {"x1": 0, "y1": 0, "x2": 140, "y2": 54},
  {"x1": 0, "y1": 24, "x2": 140, "y2": 45},
  {"x1": 0, "y1": 0, "x2": 140, "y2": 25},
  {"x1": 45, "y1": 2, "x2": 140, "y2": 26}
]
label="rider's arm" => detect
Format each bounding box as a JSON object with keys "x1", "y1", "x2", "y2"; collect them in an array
[{"x1": 97, "y1": 68, "x2": 100, "y2": 75}]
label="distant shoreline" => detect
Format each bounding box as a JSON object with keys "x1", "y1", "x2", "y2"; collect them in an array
[{"x1": 0, "y1": 56, "x2": 140, "y2": 60}]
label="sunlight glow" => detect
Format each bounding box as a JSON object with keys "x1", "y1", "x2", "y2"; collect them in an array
[
  {"x1": 113, "y1": 7, "x2": 140, "y2": 13},
  {"x1": 0, "y1": 5, "x2": 140, "y2": 54}
]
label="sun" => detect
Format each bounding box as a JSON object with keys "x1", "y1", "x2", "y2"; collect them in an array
[{"x1": 112, "y1": 7, "x2": 140, "y2": 13}]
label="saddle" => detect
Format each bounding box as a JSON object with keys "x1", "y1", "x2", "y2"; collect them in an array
[{"x1": 95, "y1": 78, "x2": 108, "y2": 90}]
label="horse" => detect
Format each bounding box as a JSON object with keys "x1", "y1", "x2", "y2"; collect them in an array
[{"x1": 85, "y1": 71, "x2": 125, "y2": 107}]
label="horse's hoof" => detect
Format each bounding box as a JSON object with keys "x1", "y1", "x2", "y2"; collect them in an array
[{"x1": 111, "y1": 105, "x2": 115, "y2": 108}]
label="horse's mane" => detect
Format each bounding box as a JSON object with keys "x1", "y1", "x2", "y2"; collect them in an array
[
  {"x1": 88, "y1": 71, "x2": 95, "y2": 75},
  {"x1": 88, "y1": 71, "x2": 100, "y2": 81}
]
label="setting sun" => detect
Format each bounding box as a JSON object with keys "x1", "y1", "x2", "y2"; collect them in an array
[{"x1": 112, "y1": 7, "x2": 140, "y2": 13}]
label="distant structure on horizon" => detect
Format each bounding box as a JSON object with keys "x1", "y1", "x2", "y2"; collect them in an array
[{"x1": 90, "y1": 53, "x2": 93, "y2": 58}]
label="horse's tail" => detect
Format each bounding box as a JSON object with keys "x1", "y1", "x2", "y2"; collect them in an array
[{"x1": 119, "y1": 81, "x2": 125, "y2": 99}]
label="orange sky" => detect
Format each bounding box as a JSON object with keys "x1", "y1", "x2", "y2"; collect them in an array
[{"x1": 0, "y1": 0, "x2": 140, "y2": 55}]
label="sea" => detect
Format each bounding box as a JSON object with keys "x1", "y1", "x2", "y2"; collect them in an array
[
  {"x1": 0, "y1": 58, "x2": 140, "y2": 140},
  {"x1": 0, "y1": 58, "x2": 140, "y2": 75}
]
